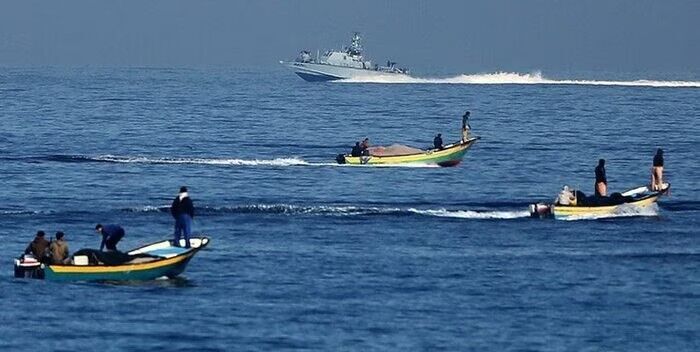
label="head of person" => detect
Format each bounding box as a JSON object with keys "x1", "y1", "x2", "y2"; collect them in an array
[
  {"x1": 355, "y1": 142, "x2": 360, "y2": 147},
  {"x1": 463, "y1": 111, "x2": 470, "y2": 117},
  {"x1": 35, "y1": 230, "x2": 45, "y2": 239},
  {"x1": 437, "y1": 133, "x2": 442, "y2": 138},
  {"x1": 95, "y1": 224, "x2": 103, "y2": 234},
  {"x1": 180, "y1": 186, "x2": 188, "y2": 193},
  {"x1": 656, "y1": 148, "x2": 663, "y2": 155},
  {"x1": 363, "y1": 138, "x2": 369, "y2": 142},
  {"x1": 55, "y1": 231, "x2": 65, "y2": 240},
  {"x1": 598, "y1": 159, "x2": 605, "y2": 167}
]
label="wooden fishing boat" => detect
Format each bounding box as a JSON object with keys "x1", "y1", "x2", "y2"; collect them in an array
[
  {"x1": 530, "y1": 184, "x2": 670, "y2": 220},
  {"x1": 14, "y1": 237, "x2": 209, "y2": 282},
  {"x1": 336, "y1": 137, "x2": 479, "y2": 167}
]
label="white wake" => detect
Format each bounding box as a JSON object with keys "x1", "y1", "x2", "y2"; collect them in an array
[
  {"x1": 338, "y1": 71, "x2": 700, "y2": 88},
  {"x1": 87, "y1": 155, "x2": 440, "y2": 168},
  {"x1": 408, "y1": 208, "x2": 530, "y2": 220}
]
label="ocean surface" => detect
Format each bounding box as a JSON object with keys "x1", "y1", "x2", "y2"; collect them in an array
[{"x1": 0, "y1": 67, "x2": 698, "y2": 351}]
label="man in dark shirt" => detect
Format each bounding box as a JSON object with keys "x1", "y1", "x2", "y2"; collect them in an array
[
  {"x1": 25, "y1": 230, "x2": 50, "y2": 261},
  {"x1": 171, "y1": 186, "x2": 195, "y2": 248},
  {"x1": 95, "y1": 224, "x2": 125, "y2": 251},
  {"x1": 595, "y1": 159, "x2": 607, "y2": 197},
  {"x1": 433, "y1": 133, "x2": 444, "y2": 150},
  {"x1": 350, "y1": 142, "x2": 362, "y2": 157}
]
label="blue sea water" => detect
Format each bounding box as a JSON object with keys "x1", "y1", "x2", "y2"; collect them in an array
[{"x1": 0, "y1": 67, "x2": 699, "y2": 351}]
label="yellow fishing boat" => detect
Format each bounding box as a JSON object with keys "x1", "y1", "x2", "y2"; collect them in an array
[
  {"x1": 336, "y1": 137, "x2": 479, "y2": 167},
  {"x1": 530, "y1": 183, "x2": 670, "y2": 220},
  {"x1": 14, "y1": 237, "x2": 209, "y2": 282}
]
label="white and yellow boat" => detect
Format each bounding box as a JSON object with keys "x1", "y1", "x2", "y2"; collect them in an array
[{"x1": 530, "y1": 183, "x2": 670, "y2": 220}]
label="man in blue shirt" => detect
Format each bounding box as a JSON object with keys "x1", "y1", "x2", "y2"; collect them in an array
[{"x1": 95, "y1": 224, "x2": 125, "y2": 252}]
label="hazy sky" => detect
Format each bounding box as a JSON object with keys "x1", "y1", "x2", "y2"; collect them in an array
[{"x1": 1, "y1": 0, "x2": 698, "y2": 75}]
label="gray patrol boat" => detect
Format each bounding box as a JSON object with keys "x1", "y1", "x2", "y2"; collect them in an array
[{"x1": 280, "y1": 32, "x2": 409, "y2": 82}]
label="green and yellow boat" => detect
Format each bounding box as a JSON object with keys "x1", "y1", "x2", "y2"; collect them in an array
[
  {"x1": 336, "y1": 137, "x2": 479, "y2": 167},
  {"x1": 15, "y1": 237, "x2": 209, "y2": 282}
]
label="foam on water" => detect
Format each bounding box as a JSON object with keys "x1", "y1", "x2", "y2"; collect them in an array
[
  {"x1": 51, "y1": 154, "x2": 443, "y2": 168},
  {"x1": 92, "y1": 155, "x2": 311, "y2": 166},
  {"x1": 408, "y1": 208, "x2": 530, "y2": 219},
  {"x1": 121, "y1": 203, "x2": 528, "y2": 220},
  {"x1": 339, "y1": 71, "x2": 700, "y2": 88}
]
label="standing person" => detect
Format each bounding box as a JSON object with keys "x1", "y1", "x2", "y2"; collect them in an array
[
  {"x1": 461, "y1": 111, "x2": 471, "y2": 142},
  {"x1": 433, "y1": 133, "x2": 444, "y2": 150},
  {"x1": 594, "y1": 159, "x2": 607, "y2": 197},
  {"x1": 171, "y1": 186, "x2": 194, "y2": 248},
  {"x1": 25, "y1": 230, "x2": 50, "y2": 261},
  {"x1": 49, "y1": 231, "x2": 69, "y2": 264},
  {"x1": 651, "y1": 148, "x2": 664, "y2": 191},
  {"x1": 95, "y1": 224, "x2": 125, "y2": 252}
]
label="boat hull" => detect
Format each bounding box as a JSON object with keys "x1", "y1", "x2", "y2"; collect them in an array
[
  {"x1": 338, "y1": 138, "x2": 478, "y2": 166},
  {"x1": 281, "y1": 62, "x2": 408, "y2": 82},
  {"x1": 552, "y1": 194, "x2": 661, "y2": 220},
  {"x1": 42, "y1": 237, "x2": 209, "y2": 282},
  {"x1": 543, "y1": 184, "x2": 670, "y2": 220}
]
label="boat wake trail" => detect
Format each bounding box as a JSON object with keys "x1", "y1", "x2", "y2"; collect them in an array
[
  {"x1": 59, "y1": 155, "x2": 313, "y2": 167},
  {"x1": 123, "y1": 203, "x2": 529, "y2": 220},
  {"x1": 408, "y1": 208, "x2": 530, "y2": 219},
  {"x1": 338, "y1": 71, "x2": 700, "y2": 88},
  {"x1": 42, "y1": 154, "x2": 440, "y2": 168},
  {"x1": 561, "y1": 203, "x2": 660, "y2": 221}
]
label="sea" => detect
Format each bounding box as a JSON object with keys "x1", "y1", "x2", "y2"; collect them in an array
[{"x1": 0, "y1": 67, "x2": 698, "y2": 351}]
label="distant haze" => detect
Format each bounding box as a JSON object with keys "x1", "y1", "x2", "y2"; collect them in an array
[{"x1": 1, "y1": 0, "x2": 698, "y2": 76}]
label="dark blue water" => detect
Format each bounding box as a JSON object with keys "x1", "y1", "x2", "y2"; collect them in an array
[{"x1": 1, "y1": 67, "x2": 699, "y2": 351}]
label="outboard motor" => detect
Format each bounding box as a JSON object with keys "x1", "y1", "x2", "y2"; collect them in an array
[
  {"x1": 14, "y1": 255, "x2": 44, "y2": 279},
  {"x1": 335, "y1": 154, "x2": 346, "y2": 164},
  {"x1": 529, "y1": 203, "x2": 552, "y2": 218}
]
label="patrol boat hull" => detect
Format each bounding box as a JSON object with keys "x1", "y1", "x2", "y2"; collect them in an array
[{"x1": 281, "y1": 61, "x2": 408, "y2": 82}]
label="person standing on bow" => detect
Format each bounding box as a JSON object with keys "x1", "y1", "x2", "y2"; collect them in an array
[
  {"x1": 461, "y1": 111, "x2": 472, "y2": 142},
  {"x1": 651, "y1": 148, "x2": 665, "y2": 191},
  {"x1": 594, "y1": 159, "x2": 608, "y2": 197},
  {"x1": 171, "y1": 186, "x2": 194, "y2": 248}
]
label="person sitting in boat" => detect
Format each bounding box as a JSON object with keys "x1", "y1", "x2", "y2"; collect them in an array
[
  {"x1": 594, "y1": 159, "x2": 607, "y2": 197},
  {"x1": 651, "y1": 148, "x2": 664, "y2": 191},
  {"x1": 24, "y1": 230, "x2": 50, "y2": 262},
  {"x1": 96, "y1": 224, "x2": 125, "y2": 252},
  {"x1": 360, "y1": 138, "x2": 370, "y2": 156},
  {"x1": 350, "y1": 142, "x2": 362, "y2": 157},
  {"x1": 49, "y1": 231, "x2": 69, "y2": 264},
  {"x1": 433, "y1": 133, "x2": 444, "y2": 150},
  {"x1": 556, "y1": 186, "x2": 577, "y2": 206}
]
